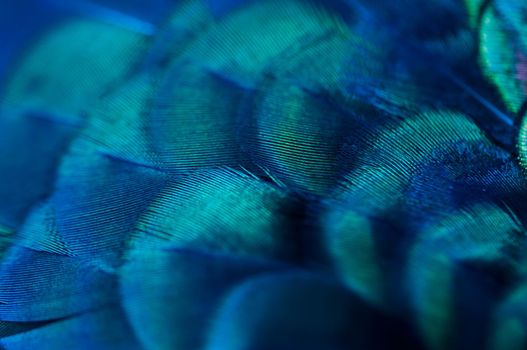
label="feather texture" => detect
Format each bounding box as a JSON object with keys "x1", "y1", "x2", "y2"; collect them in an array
[
  {"x1": 1, "y1": 0, "x2": 527, "y2": 349},
  {"x1": 3, "y1": 19, "x2": 147, "y2": 121}
]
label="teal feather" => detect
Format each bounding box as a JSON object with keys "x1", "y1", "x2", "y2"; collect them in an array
[
  {"x1": 50, "y1": 138, "x2": 170, "y2": 268},
  {"x1": 1, "y1": 0, "x2": 527, "y2": 349},
  {"x1": 127, "y1": 167, "x2": 302, "y2": 262},
  {"x1": 406, "y1": 203, "x2": 527, "y2": 349},
  {"x1": 0, "y1": 245, "x2": 118, "y2": 321},
  {"x1": 148, "y1": 64, "x2": 248, "y2": 172},
  {"x1": 3, "y1": 19, "x2": 147, "y2": 122},
  {"x1": 120, "y1": 248, "x2": 285, "y2": 350}
]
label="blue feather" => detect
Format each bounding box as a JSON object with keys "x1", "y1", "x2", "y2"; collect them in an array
[{"x1": 1, "y1": 0, "x2": 527, "y2": 348}]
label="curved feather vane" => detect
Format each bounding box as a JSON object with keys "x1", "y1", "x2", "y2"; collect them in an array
[
  {"x1": 479, "y1": 4, "x2": 527, "y2": 116},
  {"x1": 0, "y1": 196, "x2": 116, "y2": 323},
  {"x1": 50, "y1": 138, "x2": 170, "y2": 268},
  {"x1": 147, "y1": 64, "x2": 247, "y2": 172},
  {"x1": 15, "y1": 201, "x2": 72, "y2": 257},
  {"x1": 174, "y1": 0, "x2": 349, "y2": 86},
  {"x1": 406, "y1": 203, "x2": 527, "y2": 350},
  {"x1": 0, "y1": 245, "x2": 118, "y2": 321},
  {"x1": 242, "y1": 79, "x2": 354, "y2": 195},
  {"x1": 334, "y1": 110, "x2": 526, "y2": 217},
  {"x1": 142, "y1": 0, "x2": 215, "y2": 70},
  {"x1": 2, "y1": 19, "x2": 147, "y2": 122},
  {"x1": 120, "y1": 249, "x2": 286, "y2": 350},
  {"x1": 238, "y1": 29, "x2": 422, "y2": 195},
  {"x1": 204, "y1": 272, "x2": 423, "y2": 350},
  {"x1": 85, "y1": 64, "x2": 244, "y2": 173},
  {"x1": 128, "y1": 167, "x2": 302, "y2": 262},
  {"x1": 83, "y1": 73, "x2": 160, "y2": 167},
  {"x1": 318, "y1": 109, "x2": 527, "y2": 324},
  {"x1": 2, "y1": 0, "x2": 527, "y2": 348},
  {"x1": 318, "y1": 203, "x2": 387, "y2": 309}
]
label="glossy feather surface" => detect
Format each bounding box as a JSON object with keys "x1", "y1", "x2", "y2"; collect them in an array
[{"x1": 1, "y1": 0, "x2": 527, "y2": 349}]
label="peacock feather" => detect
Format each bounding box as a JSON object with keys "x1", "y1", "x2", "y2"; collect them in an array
[{"x1": 1, "y1": 0, "x2": 527, "y2": 349}]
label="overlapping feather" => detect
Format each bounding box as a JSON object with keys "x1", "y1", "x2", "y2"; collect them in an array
[{"x1": 1, "y1": 0, "x2": 527, "y2": 349}]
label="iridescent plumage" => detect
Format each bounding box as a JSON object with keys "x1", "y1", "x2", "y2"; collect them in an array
[{"x1": 1, "y1": 0, "x2": 527, "y2": 349}]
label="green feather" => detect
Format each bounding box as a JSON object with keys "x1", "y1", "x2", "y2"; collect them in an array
[{"x1": 2, "y1": 20, "x2": 147, "y2": 121}]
